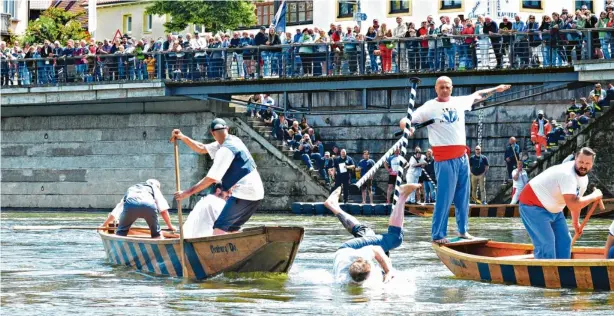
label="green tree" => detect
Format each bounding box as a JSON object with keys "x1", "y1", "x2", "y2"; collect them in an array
[
  {"x1": 23, "y1": 7, "x2": 88, "y2": 44},
  {"x1": 146, "y1": 0, "x2": 257, "y2": 33}
]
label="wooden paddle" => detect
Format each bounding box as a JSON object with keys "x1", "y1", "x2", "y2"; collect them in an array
[
  {"x1": 571, "y1": 199, "x2": 605, "y2": 247},
  {"x1": 12, "y1": 226, "x2": 175, "y2": 231},
  {"x1": 174, "y1": 141, "x2": 188, "y2": 280}
]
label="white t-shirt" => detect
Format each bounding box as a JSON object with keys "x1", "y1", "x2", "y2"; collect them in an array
[
  {"x1": 333, "y1": 247, "x2": 382, "y2": 285},
  {"x1": 529, "y1": 161, "x2": 588, "y2": 213},
  {"x1": 110, "y1": 184, "x2": 170, "y2": 219},
  {"x1": 409, "y1": 155, "x2": 426, "y2": 178},
  {"x1": 204, "y1": 140, "x2": 265, "y2": 201},
  {"x1": 411, "y1": 95, "x2": 474, "y2": 147},
  {"x1": 388, "y1": 155, "x2": 402, "y2": 176},
  {"x1": 609, "y1": 220, "x2": 614, "y2": 236},
  {"x1": 511, "y1": 169, "x2": 529, "y2": 189},
  {"x1": 183, "y1": 195, "x2": 226, "y2": 238}
]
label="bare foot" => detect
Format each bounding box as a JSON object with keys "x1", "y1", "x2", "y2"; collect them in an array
[
  {"x1": 399, "y1": 183, "x2": 421, "y2": 196},
  {"x1": 324, "y1": 187, "x2": 342, "y2": 212},
  {"x1": 433, "y1": 238, "x2": 450, "y2": 244},
  {"x1": 458, "y1": 233, "x2": 474, "y2": 239}
]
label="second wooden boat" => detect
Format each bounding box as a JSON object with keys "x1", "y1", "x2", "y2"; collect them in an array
[{"x1": 99, "y1": 226, "x2": 304, "y2": 280}]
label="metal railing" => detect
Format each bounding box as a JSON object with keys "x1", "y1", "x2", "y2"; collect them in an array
[{"x1": 1, "y1": 29, "x2": 612, "y2": 87}]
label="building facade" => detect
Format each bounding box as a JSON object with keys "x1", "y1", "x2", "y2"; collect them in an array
[{"x1": 1, "y1": 0, "x2": 30, "y2": 39}]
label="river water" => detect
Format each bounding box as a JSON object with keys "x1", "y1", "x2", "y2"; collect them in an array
[{"x1": 1, "y1": 212, "x2": 613, "y2": 315}]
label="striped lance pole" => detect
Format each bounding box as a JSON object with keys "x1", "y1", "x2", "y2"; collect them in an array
[{"x1": 393, "y1": 78, "x2": 421, "y2": 205}]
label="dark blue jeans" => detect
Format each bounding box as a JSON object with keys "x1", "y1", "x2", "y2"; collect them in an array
[
  {"x1": 340, "y1": 225, "x2": 403, "y2": 254},
  {"x1": 116, "y1": 200, "x2": 160, "y2": 238}
]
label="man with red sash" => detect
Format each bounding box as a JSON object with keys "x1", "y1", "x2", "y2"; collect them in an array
[
  {"x1": 518, "y1": 147, "x2": 602, "y2": 259},
  {"x1": 401, "y1": 76, "x2": 510, "y2": 243}
]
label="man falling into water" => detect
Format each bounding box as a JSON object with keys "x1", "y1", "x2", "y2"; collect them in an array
[
  {"x1": 326, "y1": 184, "x2": 421, "y2": 284},
  {"x1": 400, "y1": 76, "x2": 510, "y2": 244}
]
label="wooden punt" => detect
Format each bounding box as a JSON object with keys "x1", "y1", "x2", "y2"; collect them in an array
[
  {"x1": 406, "y1": 200, "x2": 614, "y2": 218},
  {"x1": 433, "y1": 238, "x2": 614, "y2": 290},
  {"x1": 98, "y1": 226, "x2": 304, "y2": 280}
]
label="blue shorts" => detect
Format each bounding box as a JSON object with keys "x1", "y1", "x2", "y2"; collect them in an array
[
  {"x1": 213, "y1": 196, "x2": 261, "y2": 232},
  {"x1": 339, "y1": 225, "x2": 403, "y2": 253}
]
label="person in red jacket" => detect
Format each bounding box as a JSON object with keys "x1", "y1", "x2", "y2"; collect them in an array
[{"x1": 531, "y1": 110, "x2": 552, "y2": 158}]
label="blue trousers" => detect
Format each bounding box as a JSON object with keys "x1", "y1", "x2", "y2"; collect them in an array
[
  {"x1": 519, "y1": 203, "x2": 571, "y2": 259},
  {"x1": 609, "y1": 245, "x2": 614, "y2": 259},
  {"x1": 432, "y1": 155, "x2": 470, "y2": 240},
  {"x1": 340, "y1": 225, "x2": 403, "y2": 254}
]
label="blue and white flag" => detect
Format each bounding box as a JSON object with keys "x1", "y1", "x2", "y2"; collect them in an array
[{"x1": 271, "y1": 0, "x2": 287, "y2": 34}]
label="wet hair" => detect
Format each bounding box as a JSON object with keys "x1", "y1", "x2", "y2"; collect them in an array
[
  {"x1": 577, "y1": 147, "x2": 596, "y2": 159},
  {"x1": 349, "y1": 258, "x2": 371, "y2": 283}
]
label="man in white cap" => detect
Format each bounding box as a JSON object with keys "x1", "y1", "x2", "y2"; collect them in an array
[
  {"x1": 101, "y1": 179, "x2": 175, "y2": 238},
  {"x1": 531, "y1": 110, "x2": 551, "y2": 158},
  {"x1": 171, "y1": 118, "x2": 264, "y2": 235}
]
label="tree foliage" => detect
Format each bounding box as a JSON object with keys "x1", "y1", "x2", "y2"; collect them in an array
[
  {"x1": 23, "y1": 7, "x2": 88, "y2": 44},
  {"x1": 146, "y1": 0, "x2": 257, "y2": 33}
]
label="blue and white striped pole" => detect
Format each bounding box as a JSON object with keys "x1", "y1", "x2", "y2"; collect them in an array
[{"x1": 393, "y1": 77, "x2": 421, "y2": 206}]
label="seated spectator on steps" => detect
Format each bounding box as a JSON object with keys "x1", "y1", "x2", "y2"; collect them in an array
[
  {"x1": 307, "y1": 128, "x2": 324, "y2": 155},
  {"x1": 272, "y1": 112, "x2": 290, "y2": 141},
  {"x1": 589, "y1": 83, "x2": 605, "y2": 110},
  {"x1": 263, "y1": 94, "x2": 275, "y2": 107},
  {"x1": 578, "y1": 109, "x2": 591, "y2": 126},
  {"x1": 566, "y1": 112, "x2": 579, "y2": 134},
  {"x1": 566, "y1": 98, "x2": 583, "y2": 116},
  {"x1": 298, "y1": 134, "x2": 315, "y2": 170},
  {"x1": 598, "y1": 83, "x2": 614, "y2": 108},
  {"x1": 247, "y1": 94, "x2": 263, "y2": 117},
  {"x1": 261, "y1": 107, "x2": 277, "y2": 125},
  {"x1": 299, "y1": 117, "x2": 310, "y2": 133},
  {"x1": 547, "y1": 120, "x2": 566, "y2": 147},
  {"x1": 288, "y1": 121, "x2": 303, "y2": 149}
]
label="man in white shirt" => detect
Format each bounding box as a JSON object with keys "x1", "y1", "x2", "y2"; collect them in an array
[
  {"x1": 393, "y1": 17, "x2": 408, "y2": 72},
  {"x1": 101, "y1": 179, "x2": 175, "y2": 238},
  {"x1": 172, "y1": 118, "x2": 264, "y2": 235},
  {"x1": 400, "y1": 76, "x2": 510, "y2": 244},
  {"x1": 510, "y1": 161, "x2": 528, "y2": 204},
  {"x1": 518, "y1": 147, "x2": 603, "y2": 259},
  {"x1": 327, "y1": 183, "x2": 421, "y2": 284},
  {"x1": 182, "y1": 184, "x2": 229, "y2": 238},
  {"x1": 407, "y1": 146, "x2": 426, "y2": 204},
  {"x1": 605, "y1": 220, "x2": 614, "y2": 259}
]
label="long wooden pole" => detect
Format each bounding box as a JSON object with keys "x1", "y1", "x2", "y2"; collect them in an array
[
  {"x1": 174, "y1": 141, "x2": 188, "y2": 279},
  {"x1": 571, "y1": 199, "x2": 605, "y2": 247},
  {"x1": 12, "y1": 226, "x2": 174, "y2": 231}
]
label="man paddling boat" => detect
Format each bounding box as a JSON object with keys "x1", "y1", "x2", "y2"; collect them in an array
[
  {"x1": 400, "y1": 76, "x2": 510, "y2": 244},
  {"x1": 172, "y1": 118, "x2": 264, "y2": 235},
  {"x1": 326, "y1": 183, "x2": 421, "y2": 284},
  {"x1": 101, "y1": 179, "x2": 175, "y2": 238},
  {"x1": 518, "y1": 147, "x2": 602, "y2": 259}
]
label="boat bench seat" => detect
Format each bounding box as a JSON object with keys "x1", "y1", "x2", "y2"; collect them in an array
[{"x1": 497, "y1": 254, "x2": 534, "y2": 260}]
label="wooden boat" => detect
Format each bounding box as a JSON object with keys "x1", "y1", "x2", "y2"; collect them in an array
[
  {"x1": 433, "y1": 238, "x2": 614, "y2": 290},
  {"x1": 406, "y1": 199, "x2": 614, "y2": 218},
  {"x1": 99, "y1": 226, "x2": 304, "y2": 280}
]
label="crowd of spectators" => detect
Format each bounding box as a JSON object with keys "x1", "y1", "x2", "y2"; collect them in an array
[{"x1": 2, "y1": 4, "x2": 614, "y2": 86}]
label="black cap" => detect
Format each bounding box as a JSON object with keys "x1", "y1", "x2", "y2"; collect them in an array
[
  {"x1": 210, "y1": 118, "x2": 228, "y2": 131},
  {"x1": 260, "y1": 26, "x2": 266, "y2": 30}
]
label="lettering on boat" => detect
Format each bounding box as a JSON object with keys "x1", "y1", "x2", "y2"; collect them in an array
[
  {"x1": 210, "y1": 243, "x2": 238, "y2": 254},
  {"x1": 449, "y1": 257, "x2": 467, "y2": 268}
]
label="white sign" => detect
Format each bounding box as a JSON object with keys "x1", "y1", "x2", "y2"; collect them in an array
[{"x1": 353, "y1": 13, "x2": 367, "y2": 22}]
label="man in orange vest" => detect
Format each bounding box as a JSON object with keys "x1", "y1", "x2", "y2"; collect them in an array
[{"x1": 531, "y1": 110, "x2": 551, "y2": 158}]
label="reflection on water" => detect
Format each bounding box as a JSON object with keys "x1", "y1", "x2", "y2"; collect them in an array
[{"x1": 1, "y1": 212, "x2": 612, "y2": 315}]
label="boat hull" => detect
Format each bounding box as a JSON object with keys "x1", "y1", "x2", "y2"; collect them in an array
[
  {"x1": 433, "y1": 239, "x2": 614, "y2": 290},
  {"x1": 99, "y1": 226, "x2": 304, "y2": 280}
]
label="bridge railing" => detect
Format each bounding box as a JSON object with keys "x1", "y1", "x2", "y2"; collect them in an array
[{"x1": 0, "y1": 29, "x2": 610, "y2": 87}]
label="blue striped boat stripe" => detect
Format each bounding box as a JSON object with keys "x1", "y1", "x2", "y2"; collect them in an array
[
  {"x1": 117, "y1": 240, "x2": 132, "y2": 266},
  {"x1": 477, "y1": 262, "x2": 491, "y2": 281},
  {"x1": 109, "y1": 240, "x2": 122, "y2": 264},
  {"x1": 104, "y1": 240, "x2": 115, "y2": 263},
  {"x1": 558, "y1": 266, "x2": 577, "y2": 288},
  {"x1": 500, "y1": 264, "x2": 516, "y2": 284},
  {"x1": 527, "y1": 266, "x2": 545, "y2": 287},
  {"x1": 590, "y1": 266, "x2": 610, "y2": 291},
  {"x1": 150, "y1": 244, "x2": 170, "y2": 275},
  {"x1": 127, "y1": 242, "x2": 143, "y2": 270},
  {"x1": 184, "y1": 242, "x2": 207, "y2": 280},
  {"x1": 138, "y1": 243, "x2": 155, "y2": 273},
  {"x1": 165, "y1": 244, "x2": 183, "y2": 277}
]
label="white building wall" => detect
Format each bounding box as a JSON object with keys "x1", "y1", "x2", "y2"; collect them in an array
[
  {"x1": 96, "y1": 3, "x2": 169, "y2": 41},
  {"x1": 1, "y1": 0, "x2": 30, "y2": 35}
]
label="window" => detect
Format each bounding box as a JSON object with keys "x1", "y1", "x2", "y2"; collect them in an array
[
  {"x1": 194, "y1": 24, "x2": 205, "y2": 33},
  {"x1": 337, "y1": 0, "x2": 357, "y2": 19},
  {"x1": 256, "y1": 2, "x2": 274, "y2": 26},
  {"x1": 3, "y1": 0, "x2": 16, "y2": 18},
  {"x1": 123, "y1": 14, "x2": 132, "y2": 34},
  {"x1": 439, "y1": 0, "x2": 462, "y2": 11},
  {"x1": 144, "y1": 13, "x2": 152, "y2": 33},
  {"x1": 389, "y1": 0, "x2": 410, "y2": 14},
  {"x1": 287, "y1": 1, "x2": 313, "y2": 24},
  {"x1": 575, "y1": 0, "x2": 594, "y2": 11},
  {"x1": 521, "y1": 1, "x2": 542, "y2": 10}
]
